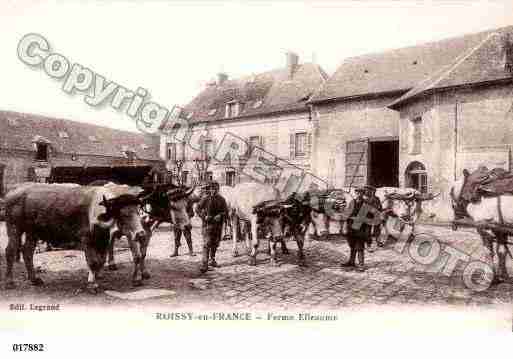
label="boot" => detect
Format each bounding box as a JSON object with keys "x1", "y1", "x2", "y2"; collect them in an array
[
  {"x1": 200, "y1": 245, "x2": 209, "y2": 273},
  {"x1": 209, "y1": 246, "x2": 218, "y2": 267},
  {"x1": 356, "y1": 249, "x2": 366, "y2": 272},
  {"x1": 199, "y1": 262, "x2": 209, "y2": 274},
  {"x1": 185, "y1": 235, "x2": 195, "y2": 257},
  {"x1": 170, "y1": 231, "x2": 181, "y2": 257},
  {"x1": 342, "y1": 246, "x2": 356, "y2": 267},
  {"x1": 170, "y1": 240, "x2": 180, "y2": 257}
]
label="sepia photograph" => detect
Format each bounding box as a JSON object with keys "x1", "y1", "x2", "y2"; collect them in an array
[{"x1": 0, "y1": 0, "x2": 512, "y2": 356}]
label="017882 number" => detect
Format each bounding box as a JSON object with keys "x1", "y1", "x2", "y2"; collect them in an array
[{"x1": 12, "y1": 344, "x2": 45, "y2": 352}]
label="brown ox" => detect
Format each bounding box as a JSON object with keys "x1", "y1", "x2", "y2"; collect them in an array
[{"x1": 3, "y1": 183, "x2": 148, "y2": 291}]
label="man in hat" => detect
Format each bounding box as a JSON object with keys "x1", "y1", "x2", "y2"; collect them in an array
[
  {"x1": 364, "y1": 185, "x2": 383, "y2": 251},
  {"x1": 196, "y1": 180, "x2": 229, "y2": 273},
  {"x1": 343, "y1": 185, "x2": 381, "y2": 271}
]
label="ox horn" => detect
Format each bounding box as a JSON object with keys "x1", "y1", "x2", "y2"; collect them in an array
[
  {"x1": 138, "y1": 191, "x2": 153, "y2": 202},
  {"x1": 166, "y1": 188, "x2": 181, "y2": 198},
  {"x1": 184, "y1": 186, "x2": 195, "y2": 197}
]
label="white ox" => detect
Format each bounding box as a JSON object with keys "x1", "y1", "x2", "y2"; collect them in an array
[
  {"x1": 219, "y1": 182, "x2": 283, "y2": 266},
  {"x1": 450, "y1": 173, "x2": 513, "y2": 283}
]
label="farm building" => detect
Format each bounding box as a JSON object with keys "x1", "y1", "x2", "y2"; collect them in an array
[{"x1": 0, "y1": 110, "x2": 163, "y2": 195}]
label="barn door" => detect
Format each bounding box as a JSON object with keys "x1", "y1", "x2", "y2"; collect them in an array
[{"x1": 345, "y1": 138, "x2": 369, "y2": 188}]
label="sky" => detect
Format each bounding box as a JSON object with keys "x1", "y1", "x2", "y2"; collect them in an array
[{"x1": 1, "y1": 0, "x2": 513, "y2": 133}]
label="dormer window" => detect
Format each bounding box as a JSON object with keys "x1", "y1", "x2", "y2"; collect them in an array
[
  {"x1": 58, "y1": 131, "x2": 69, "y2": 139},
  {"x1": 226, "y1": 101, "x2": 241, "y2": 118},
  {"x1": 36, "y1": 142, "x2": 49, "y2": 161},
  {"x1": 208, "y1": 108, "x2": 217, "y2": 116},
  {"x1": 88, "y1": 135, "x2": 98, "y2": 142},
  {"x1": 7, "y1": 117, "x2": 18, "y2": 126}
]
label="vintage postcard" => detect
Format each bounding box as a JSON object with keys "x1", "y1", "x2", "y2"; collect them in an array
[{"x1": 0, "y1": 0, "x2": 512, "y2": 356}]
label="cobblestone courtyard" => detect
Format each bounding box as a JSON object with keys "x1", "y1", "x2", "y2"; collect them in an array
[{"x1": 0, "y1": 221, "x2": 512, "y2": 309}]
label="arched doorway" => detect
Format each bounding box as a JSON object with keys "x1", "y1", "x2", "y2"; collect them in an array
[{"x1": 405, "y1": 161, "x2": 427, "y2": 193}]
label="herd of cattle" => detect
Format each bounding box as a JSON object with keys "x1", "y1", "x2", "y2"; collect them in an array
[{"x1": 0, "y1": 180, "x2": 436, "y2": 293}]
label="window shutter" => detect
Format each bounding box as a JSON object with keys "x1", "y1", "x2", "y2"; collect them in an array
[
  {"x1": 212, "y1": 138, "x2": 218, "y2": 162},
  {"x1": 306, "y1": 132, "x2": 312, "y2": 157},
  {"x1": 236, "y1": 170, "x2": 241, "y2": 184},
  {"x1": 289, "y1": 133, "x2": 295, "y2": 159},
  {"x1": 221, "y1": 171, "x2": 226, "y2": 185},
  {"x1": 259, "y1": 136, "x2": 264, "y2": 150},
  {"x1": 245, "y1": 137, "x2": 250, "y2": 158}
]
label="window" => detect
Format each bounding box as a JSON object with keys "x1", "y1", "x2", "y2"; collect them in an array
[
  {"x1": 226, "y1": 171, "x2": 236, "y2": 186},
  {"x1": 58, "y1": 131, "x2": 69, "y2": 139},
  {"x1": 204, "y1": 139, "x2": 213, "y2": 160},
  {"x1": 410, "y1": 117, "x2": 422, "y2": 154},
  {"x1": 181, "y1": 142, "x2": 186, "y2": 160},
  {"x1": 166, "y1": 143, "x2": 177, "y2": 161},
  {"x1": 181, "y1": 171, "x2": 189, "y2": 185},
  {"x1": 226, "y1": 102, "x2": 240, "y2": 118},
  {"x1": 246, "y1": 135, "x2": 261, "y2": 157},
  {"x1": 405, "y1": 161, "x2": 428, "y2": 193},
  {"x1": 204, "y1": 171, "x2": 213, "y2": 182},
  {"x1": 294, "y1": 132, "x2": 307, "y2": 157},
  {"x1": 35, "y1": 143, "x2": 48, "y2": 161}
]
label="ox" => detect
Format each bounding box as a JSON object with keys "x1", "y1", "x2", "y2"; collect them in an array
[
  {"x1": 272, "y1": 192, "x2": 314, "y2": 266},
  {"x1": 450, "y1": 169, "x2": 513, "y2": 283},
  {"x1": 96, "y1": 182, "x2": 153, "y2": 279},
  {"x1": 138, "y1": 183, "x2": 196, "y2": 256},
  {"x1": 3, "y1": 183, "x2": 148, "y2": 291},
  {"x1": 308, "y1": 189, "x2": 354, "y2": 239},
  {"x1": 376, "y1": 187, "x2": 438, "y2": 245},
  {"x1": 219, "y1": 182, "x2": 284, "y2": 266}
]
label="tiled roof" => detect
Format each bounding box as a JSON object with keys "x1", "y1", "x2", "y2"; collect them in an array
[
  {"x1": 389, "y1": 31, "x2": 513, "y2": 108},
  {"x1": 310, "y1": 25, "x2": 513, "y2": 104},
  {"x1": 0, "y1": 111, "x2": 161, "y2": 160},
  {"x1": 165, "y1": 63, "x2": 327, "y2": 126}
]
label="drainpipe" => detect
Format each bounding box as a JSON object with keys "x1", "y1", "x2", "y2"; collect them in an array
[{"x1": 454, "y1": 99, "x2": 458, "y2": 180}]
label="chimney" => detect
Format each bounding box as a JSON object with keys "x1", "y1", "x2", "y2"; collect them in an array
[
  {"x1": 217, "y1": 72, "x2": 228, "y2": 86},
  {"x1": 504, "y1": 33, "x2": 513, "y2": 74},
  {"x1": 286, "y1": 51, "x2": 299, "y2": 79}
]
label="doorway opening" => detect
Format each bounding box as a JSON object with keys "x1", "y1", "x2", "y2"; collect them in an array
[{"x1": 369, "y1": 140, "x2": 399, "y2": 188}]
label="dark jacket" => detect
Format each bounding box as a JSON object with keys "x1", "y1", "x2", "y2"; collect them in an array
[
  {"x1": 196, "y1": 193, "x2": 228, "y2": 226},
  {"x1": 347, "y1": 196, "x2": 381, "y2": 239}
]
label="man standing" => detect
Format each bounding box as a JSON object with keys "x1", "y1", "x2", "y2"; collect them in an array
[
  {"x1": 365, "y1": 185, "x2": 383, "y2": 251},
  {"x1": 342, "y1": 185, "x2": 381, "y2": 271},
  {"x1": 196, "y1": 180, "x2": 228, "y2": 273}
]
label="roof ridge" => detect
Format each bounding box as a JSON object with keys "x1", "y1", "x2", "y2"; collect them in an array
[
  {"x1": 0, "y1": 110, "x2": 152, "y2": 138},
  {"x1": 388, "y1": 32, "x2": 505, "y2": 108},
  {"x1": 423, "y1": 32, "x2": 500, "y2": 91},
  {"x1": 340, "y1": 25, "x2": 513, "y2": 65}
]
